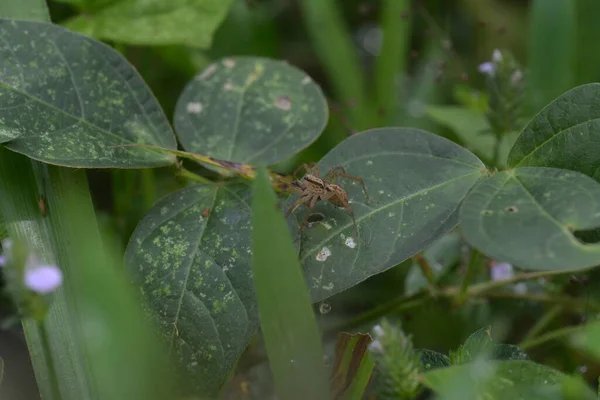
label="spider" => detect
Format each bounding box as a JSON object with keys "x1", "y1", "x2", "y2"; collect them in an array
[{"x1": 284, "y1": 162, "x2": 369, "y2": 237}]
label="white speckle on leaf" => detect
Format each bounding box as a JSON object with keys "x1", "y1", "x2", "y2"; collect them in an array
[
  {"x1": 223, "y1": 58, "x2": 236, "y2": 68},
  {"x1": 344, "y1": 237, "x2": 357, "y2": 248},
  {"x1": 186, "y1": 102, "x2": 203, "y2": 114},
  {"x1": 322, "y1": 222, "x2": 332, "y2": 230},
  {"x1": 198, "y1": 64, "x2": 217, "y2": 80},
  {"x1": 316, "y1": 247, "x2": 331, "y2": 262},
  {"x1": 367, "y1": 160, "x2": 373, "y2": 165},
  {"x1": 302, "y1": 76, "x2": 311, "y2": 85},
  {"x1": 224, "y1": 81, "x2": 233, "y2": 90},
  {"x1": 378, "y1": 190, "x2": 384, "y2": 195},
  {"x1": 388, "y1": 212, "x2": 395, "y2": 217},
  {"x1": 322, "y1": 283, "x2": 334, "y2": 291}
]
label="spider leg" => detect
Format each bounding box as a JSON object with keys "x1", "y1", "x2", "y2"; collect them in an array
[
  {"x1": 346, "y1": 205, "x2": 359, "y2": 239},
  {"x1": 285, "y1": 194, "x2": 312, "y2": 217},
  {"x1": 292, "y1": 163, "x2": 312, "y2": 181},
  {"x1": 331, "y1": 170, "x2": 370, "y2": 200},
  {"x1": 298, "y1": 194, "x2": 320, "y2": 231}
]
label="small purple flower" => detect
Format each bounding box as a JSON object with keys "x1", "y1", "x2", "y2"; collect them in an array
[
  {"x1": 490, "y1": 261, "x2": 513, "y2": 281},
  {"x1": 24, "y1": 264, "x2": 62, "y2": 294},
  {"x1": 478, "y1": 62, "x2": 495, "y2": 76},
  {"x1": 0, "y1": 255, "x2": 5, "y2": 267}
]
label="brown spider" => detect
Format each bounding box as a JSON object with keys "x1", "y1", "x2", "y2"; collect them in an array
[{"x1": 285, "y1": 162, "x2": 369, "y2": 237}]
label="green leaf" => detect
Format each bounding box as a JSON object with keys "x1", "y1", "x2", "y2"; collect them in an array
[
  {"x1": 125, "y1": 182, "x2": 255, "y2": 396},
  {"x1": 461, "y1": 167, "x2": 600, "y2": 270},
  {"x1": 527, "y1": 0, "x2": 576, "y2": 113},
  {"x1": 0, "y1": 357, "x2": 3, "y2": 392},
  {"x1": 452, "y1": 327, "x2": 494, "y2": 364},
  {"x1": 404, "y1": 231, "x2": 462, "y2": 296},
  {"x1": 251, "y1": 168, "x2": 330, "y2": 400},
  {"x1": 0, "y1": 18, "x2": 176, "y2": 168},
  {"x1": 173, "y1": 57, "x2": 328, "y2": 166},
  {"x1": 417, "y1": 349, "x2": 451, "y2": 372},
  {"x1": 330, "y1": 333, "x2": 375, "y2": 400},
  {"x1": 288, "y1": 128, "x2": 485, "y2": 302},
  {"x1": 492, "y1": 344, "x2": 529, "y2": 361},
  {"x1": 508, "y1": 83, "x2": 600, "y2": 180},
  {"x1": 571, "y1": 320, "x2": 600, "y2": 361},
  {"x1": 422, "y1": 360, "x2": 566, "y2": 400},
  {"x1": 426, "y1": 105, "x2": 518, "y2": 166},
  {"x1": 63, "y1": 0, "x2": 234, "y2": 48}
]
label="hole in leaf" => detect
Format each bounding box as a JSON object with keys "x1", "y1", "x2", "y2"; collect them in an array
[
  {"x1": 504, "y1": 205, "x2": 518, "y2": 213},
  {"x1": 573, "y1": 227, "x2": 600, "y2": 244},
  {"x1": 306, "y1": 213, "x2": 325, "y2": 228}
]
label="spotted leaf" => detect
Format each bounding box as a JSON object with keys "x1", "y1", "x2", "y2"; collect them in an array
[
  {"x1": 0, "y1": 19, "x2": 176, "y2": 168},
  {"x1": 461, "y1": 167, "x2": 600, "y2": 270},
  {"x1": 125, "y1": 182, "x2": 255, "y2": 395},
  {"x1": 174, "y1": 57, "x2": 328, "y2": 166},
  {"x1": 286, "y1": 128, "x2": 486, "y2": 302}
]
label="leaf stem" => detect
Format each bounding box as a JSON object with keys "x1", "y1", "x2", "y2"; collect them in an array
[
  {"x1": 519, "y1": 324, "x2": 586, "y2": 350},
  {"x1": 518, "y1": 305, "x2": 563, "y2": 346},
  {"x1": 413, "y1": 253, "x2": 438, "y2": 293},
  {"x1": 456, "y1": 249, "x2": 484, "y2": 305},
  {"x1": 176, "y1": 167, "x2": 213, "y2": 184},
  {"x1": 140, "y1": 169, "x2": 156, "y2": 211}
]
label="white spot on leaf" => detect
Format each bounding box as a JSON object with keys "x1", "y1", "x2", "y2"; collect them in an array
[
  {"x1": 302, "y1": 76, "x2": 311, "y2": 85},
  {"x1": 316, "y1": 247, "x2": 331, "y2": 262},
  {"x1": 344, "y1": 237, "x2": 356, "y2": 249},
  {"x1": 186, "y1": 102, "x2": 203, "y2": 114},
  {"x1": 224, "y1": 81, "x2": 233, "y2": 90},
  {"x1": 223, "y1": 58, "x2": 236, "y2": 68}
]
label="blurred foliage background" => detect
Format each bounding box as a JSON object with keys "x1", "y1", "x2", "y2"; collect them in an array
[{"x1": 4, "y1": 0, "x2": 600, "y2": 398}]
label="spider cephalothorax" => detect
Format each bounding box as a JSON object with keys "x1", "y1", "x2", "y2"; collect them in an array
[{"x1": 285, "y1": 162, "x2": 369, "y2": 237}]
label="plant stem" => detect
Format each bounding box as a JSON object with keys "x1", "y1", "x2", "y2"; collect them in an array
[
  {"x1": 299, "y1": 0, "x2": 375, "y2": 130},
  {"x1": 456, "y1": 249, "x2": 484, "y2": 305},
  {"x1": 177, "y1": 167, "x2": 212, "y2": 184},
  {"x1": 374, "y1": 0, "x2": 411, "y2": 126},
  {"x1": 39, "y1": 318, "x2": 62, "y2": 400},
  {"x1": 519, "y1": 324, "x2": 586, "y2": 350},
  {"x1": 468, "y1": 270, "x2": 562, "y2": 296},
  {"x1": 519, "y1": 305, "x2": 563, "y2": 346},
  {"x1": 140, "y1": 169, "x2": 156, "y2": 211},
  {"x1": 413, "y1": 253, "x2": 438, "y2": 292}
]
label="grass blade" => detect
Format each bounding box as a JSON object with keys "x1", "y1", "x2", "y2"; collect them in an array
[{"x1": 251, "y1": 168, "x2": 330, "y2": 400}]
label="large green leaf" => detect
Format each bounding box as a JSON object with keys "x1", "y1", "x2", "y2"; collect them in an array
[
  {"x1": 422, "y1": 360, "x2": 573, "y2": 400},
  {"x1": 251, "y1": 168, "x2": 330, "y2": 400},
  {"x1": 64, "y1": 0, "x2": 234, "y2": 48},
  {"x1": 508, "y1": 84, "x2": 600, "y2": 180},
  {"x1": 461, "y1": 167, "x2": 600, "y2": 270},
  {"x1": 174, "y1": 56, "x2": 328, "y2": 166},
  {"x1": 125, "y1": 182, "x2": 255, "y2": 396},
  {"x1": 287, "y1": 128, "x2": 486, "y2": 302},
  {"x1": 0, "y1": 18, "x2": 176, "y2": 168}
]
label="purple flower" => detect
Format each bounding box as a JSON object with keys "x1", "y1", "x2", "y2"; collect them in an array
[
  {"x1": 490, "y1": 261, "x2": 513, "y2": 281},
  {"x1": 24, "y1": 264, "x2": 62, "y2": 294},
  {"x1": 0, "y1": 255, "x2": 5, "y2": 267},
  {"x1": 478, "y1": 62, "x2": 495, "y2": 76}
]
